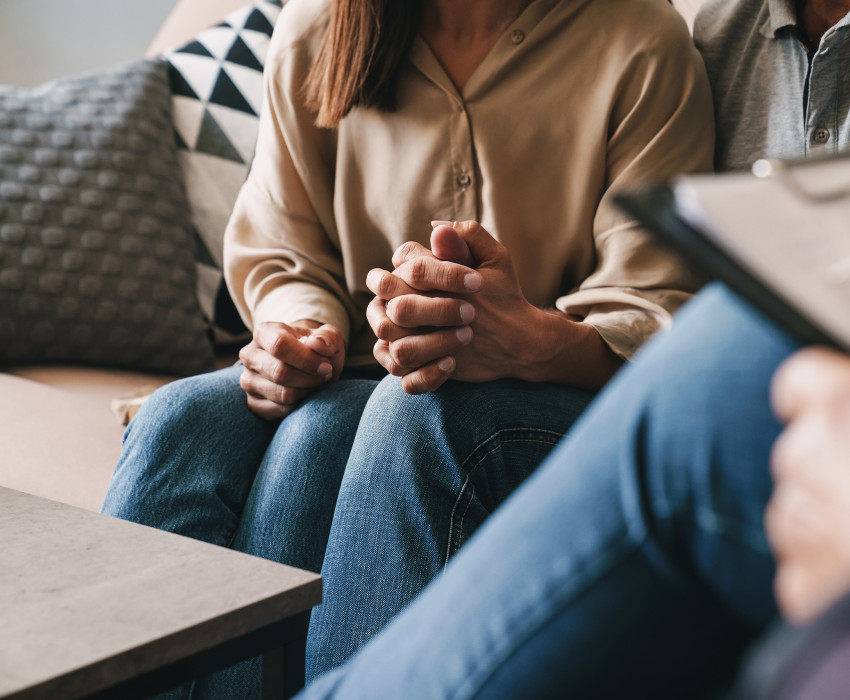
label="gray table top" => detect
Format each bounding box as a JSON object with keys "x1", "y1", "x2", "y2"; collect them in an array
[{"x1": 0, "y1": 487, "x2": 322, "y2": 699}]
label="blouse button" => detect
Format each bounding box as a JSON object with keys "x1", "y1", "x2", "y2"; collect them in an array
[
  {"x1": 456, "y1": 173, "x2": 472, "y2": 189},
  {"x1": 511, "y1": 29, "x2": 525, "y2": 45}
]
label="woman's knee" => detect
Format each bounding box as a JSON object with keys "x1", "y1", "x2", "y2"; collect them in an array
[
  {"x1": 126, "y1": 366, "x2": 249, "y2": 443},
  {"x1": 104, "y1": 367, "x2": 267, "y2": 516},
  {"x1": 256, "y1": 377, "x2": 380, "y2": 491}
]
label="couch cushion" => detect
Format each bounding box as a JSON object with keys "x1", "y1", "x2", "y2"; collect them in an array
[
  {"x1": 5, "y1": 365, "x2": 178, "y2": 403},
  {"x1": 164, "y1": 0, "x2": 284, "y2": 346},
  {"x1": 0, "y1": 373, "x2": 125, "y2": 512},
  {"x1": 0, "y1": 59, "x2": 215, "y2": 376}
]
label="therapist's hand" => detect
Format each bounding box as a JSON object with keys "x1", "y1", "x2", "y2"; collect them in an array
[
  {"x1": 768, "y1": 347, "x2": 850, "y2": 623},
  {"x1": 238, "y1": 320, "x2": 345, "y2": 420}
]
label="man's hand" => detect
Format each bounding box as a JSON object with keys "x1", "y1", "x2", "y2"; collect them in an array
[
  {"x1": 366, "y1": 223, "x2": 483, "y2": 394},
  {"x1": 238, "y1": 320, "x2": 345, "y2": 420},
  {"x1": 368, "y1": 221, "x2": 554, "y2": 393},
  {"x1": 767, "y1": 347, "x2": 850, "y2": 623}
]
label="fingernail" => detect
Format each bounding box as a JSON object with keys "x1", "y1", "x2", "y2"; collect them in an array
[
  {"x1": 310, "y1": 334, "x2": 332, "y2": 350},
  {"x1": 431, "y1": 220, "x2": 454, "y2": 228},
  {"x1": 459, "y1": 302, "x2": 475, "y2": 323},
  {"x1": 456, "y1": 326, "x2": 473, "y2": 344},
  {"x1": 317, "y1": 361, "x2": 333, "y2": 375},
  {"x1": 464, "y1": 272, "x2": 483, "y2": 290},
  {"x1": 438, "y1": 356, "x2": 455, "y2": 372}
]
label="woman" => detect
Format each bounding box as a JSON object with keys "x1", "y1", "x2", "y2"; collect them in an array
[{"x1": 102, "y1": 0, "x2": 713, "y2": 694}]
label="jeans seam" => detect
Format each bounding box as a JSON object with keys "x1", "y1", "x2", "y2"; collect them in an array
[
  {"x1": 455, "y1": 483, "x2": 475, "y2": 553},
  {"x1": 445, "y1": 430, "x2": 565, "y2": 567}
]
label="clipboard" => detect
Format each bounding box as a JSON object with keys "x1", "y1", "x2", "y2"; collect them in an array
[{"x1": 613, "y1": 155, "x2": 850, "y2": 351}]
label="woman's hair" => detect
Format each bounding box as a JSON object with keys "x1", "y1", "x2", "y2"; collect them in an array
[{"x1": 305, "y1": 0, "x2": 423, "y2": 128}]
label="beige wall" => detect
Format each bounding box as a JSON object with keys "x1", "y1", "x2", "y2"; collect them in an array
[
  {"x1": 0, "y1": 0, "x2": 706, "y2": 88},
  {"x1": 0, "y1": 0, "x2": 177, "y2": 87},
  {"x1": 146, "y1": 0, "x2": 251, "y2": 57}
]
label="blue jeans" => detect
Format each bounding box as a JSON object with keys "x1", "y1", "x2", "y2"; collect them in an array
[
  {"x1": 102, "y1": 367, "x2": 381, "y2": 699},
  {"x1": 102, "y1": 367, "x2": 380, "y2": 573},
  {"x1": 308, "y1": 376, "x2": 595, "y2": 678},
  {"x1": 102, "y1": 356, "x2": 595, "y2": 695},
  {"x1": 300, "y1": 284, "x2": 798, "y2": 699}
]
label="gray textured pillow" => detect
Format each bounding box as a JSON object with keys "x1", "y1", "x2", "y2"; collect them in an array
[{"x1": 0, "y1": 59, "x2": 214, "y2": 375}]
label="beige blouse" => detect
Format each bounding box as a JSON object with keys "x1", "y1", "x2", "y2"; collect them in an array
[{"x1": 224, "y1": 0, "x2": 715, "y2": 367}]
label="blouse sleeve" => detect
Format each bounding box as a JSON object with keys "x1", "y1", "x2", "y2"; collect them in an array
[
  {"x1": 556, "y1": 17, "x2": 715, "y2": 360},
  {"x1": 223, "y1": 10, "x2": 355, "y2": 345}
]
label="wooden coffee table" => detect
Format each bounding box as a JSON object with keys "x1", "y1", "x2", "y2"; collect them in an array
[{"x1": 0, "y1": 487, "x2": 322, "y2": 699}]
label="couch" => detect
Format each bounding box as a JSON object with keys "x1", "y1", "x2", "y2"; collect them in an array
[
  {"x1": 0, "y1": 0, "x2": 279, "y2": 512},
  {"x1": 0, "y1": 0, "x2": 701, "y2": 515}
]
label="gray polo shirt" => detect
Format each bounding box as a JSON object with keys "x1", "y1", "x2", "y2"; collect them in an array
[{"x1": 695, "y1": 0, "x2": 850, "y2": 171}]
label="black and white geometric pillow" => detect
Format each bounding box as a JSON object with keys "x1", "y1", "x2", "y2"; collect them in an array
[{"x1": 163, "y1": 0, "x2": 284, "y2": 346}]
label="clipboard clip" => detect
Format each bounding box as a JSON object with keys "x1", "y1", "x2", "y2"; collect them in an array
[{"x1": 752, "y1": 155, "x2": 850, "y2": 203}]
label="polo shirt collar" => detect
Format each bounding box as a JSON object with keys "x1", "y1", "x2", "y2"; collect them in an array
[{"x1": 760, "y1": 0, "x2": 797, "y2": 38}]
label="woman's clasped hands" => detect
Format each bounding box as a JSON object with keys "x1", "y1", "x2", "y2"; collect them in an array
[
  {"x1": 239, "y1": 320, "x2": 345, "y2": 420},
  {"x1": 366, "y1": 220, "x2": 551, "y2": 394}
]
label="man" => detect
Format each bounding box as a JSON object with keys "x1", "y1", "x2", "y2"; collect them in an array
[{"x1": 296, "y1": 0, "x2": 850, "y2": 696}]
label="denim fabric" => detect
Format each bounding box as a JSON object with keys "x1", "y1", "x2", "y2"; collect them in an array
[
  {"x1": 101, "y1": 367, "x2": 381, "y2": 699},
  {"x1": 101, "y1": 361, "x2": 594, "y2": 696},
  {"x1": 300, "y1": 284, "x2": 798, "y2": 699},
  {"x1": 102, "y1": 366, "x2": 379, "y2": 571},
  {"x1": 307, "y1": 378, "x2": 596, "y2": 679}
]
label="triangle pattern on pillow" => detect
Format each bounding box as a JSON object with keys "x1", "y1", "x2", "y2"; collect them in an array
[
  {"x1": 220, "y1": 63, "x2": 264, "y2": 115},
  {"x1": 196, "y1": 26, "x2": 242, "y2": 61},
  {"x1": 223, "y1": 5, "x2": 256, "y2": 32},
  {"x1": 206, "y1": 103, "x2": 260, "y2": 164},
  {"x1": 254, "y1": 0, "x2": 283, "y2": 23},
  {"x1": 168, "y1": 67, "x2": 199, "y2": 100},
  {"x1": 164, "y1": 0, "x2": 284, "y2": 344},
  {"x1": 244, "y1": 8, "x2": 275, "y2": 35},
  {"x1": 172, "y1": 95, "x2": 207, "y2": 151},
  {"x1": 239, "y1": 28, "x2": 274, "y2": 64},
  {"x1": 225, "y1": 36, "x2": 264, "y2": 71},
  {"x1": 178, "y1": 41, "x2": 214, "y2": 58},
  {"x1": 173, "y1": 129, "x2": 189, "y2": 150},
  {"x1": 167, "y1": 53, "x2": 221, "y2": 103},
  {"x1": 195, "y1": 109, "x2": 244, "y2": 163},
  {"x1": 209, "y1": 69, "x2": 255, "y2": 116},
  {"x1": 193, "y1": 227, "x2": 219, "y2": 268}
]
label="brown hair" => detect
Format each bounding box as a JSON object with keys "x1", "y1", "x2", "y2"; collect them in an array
[{"x1": 306, "y1": 0, "x2": 423, "y2": 128}]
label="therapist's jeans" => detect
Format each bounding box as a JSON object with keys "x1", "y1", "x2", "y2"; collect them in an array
[{"x1": 301, "y1": 284, "x2": 799, "y2": 699}]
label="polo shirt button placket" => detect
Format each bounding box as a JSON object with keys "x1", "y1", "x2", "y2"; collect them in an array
[{"x1": 813, "y1": 127, "x2": 830, "y2": 144}]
